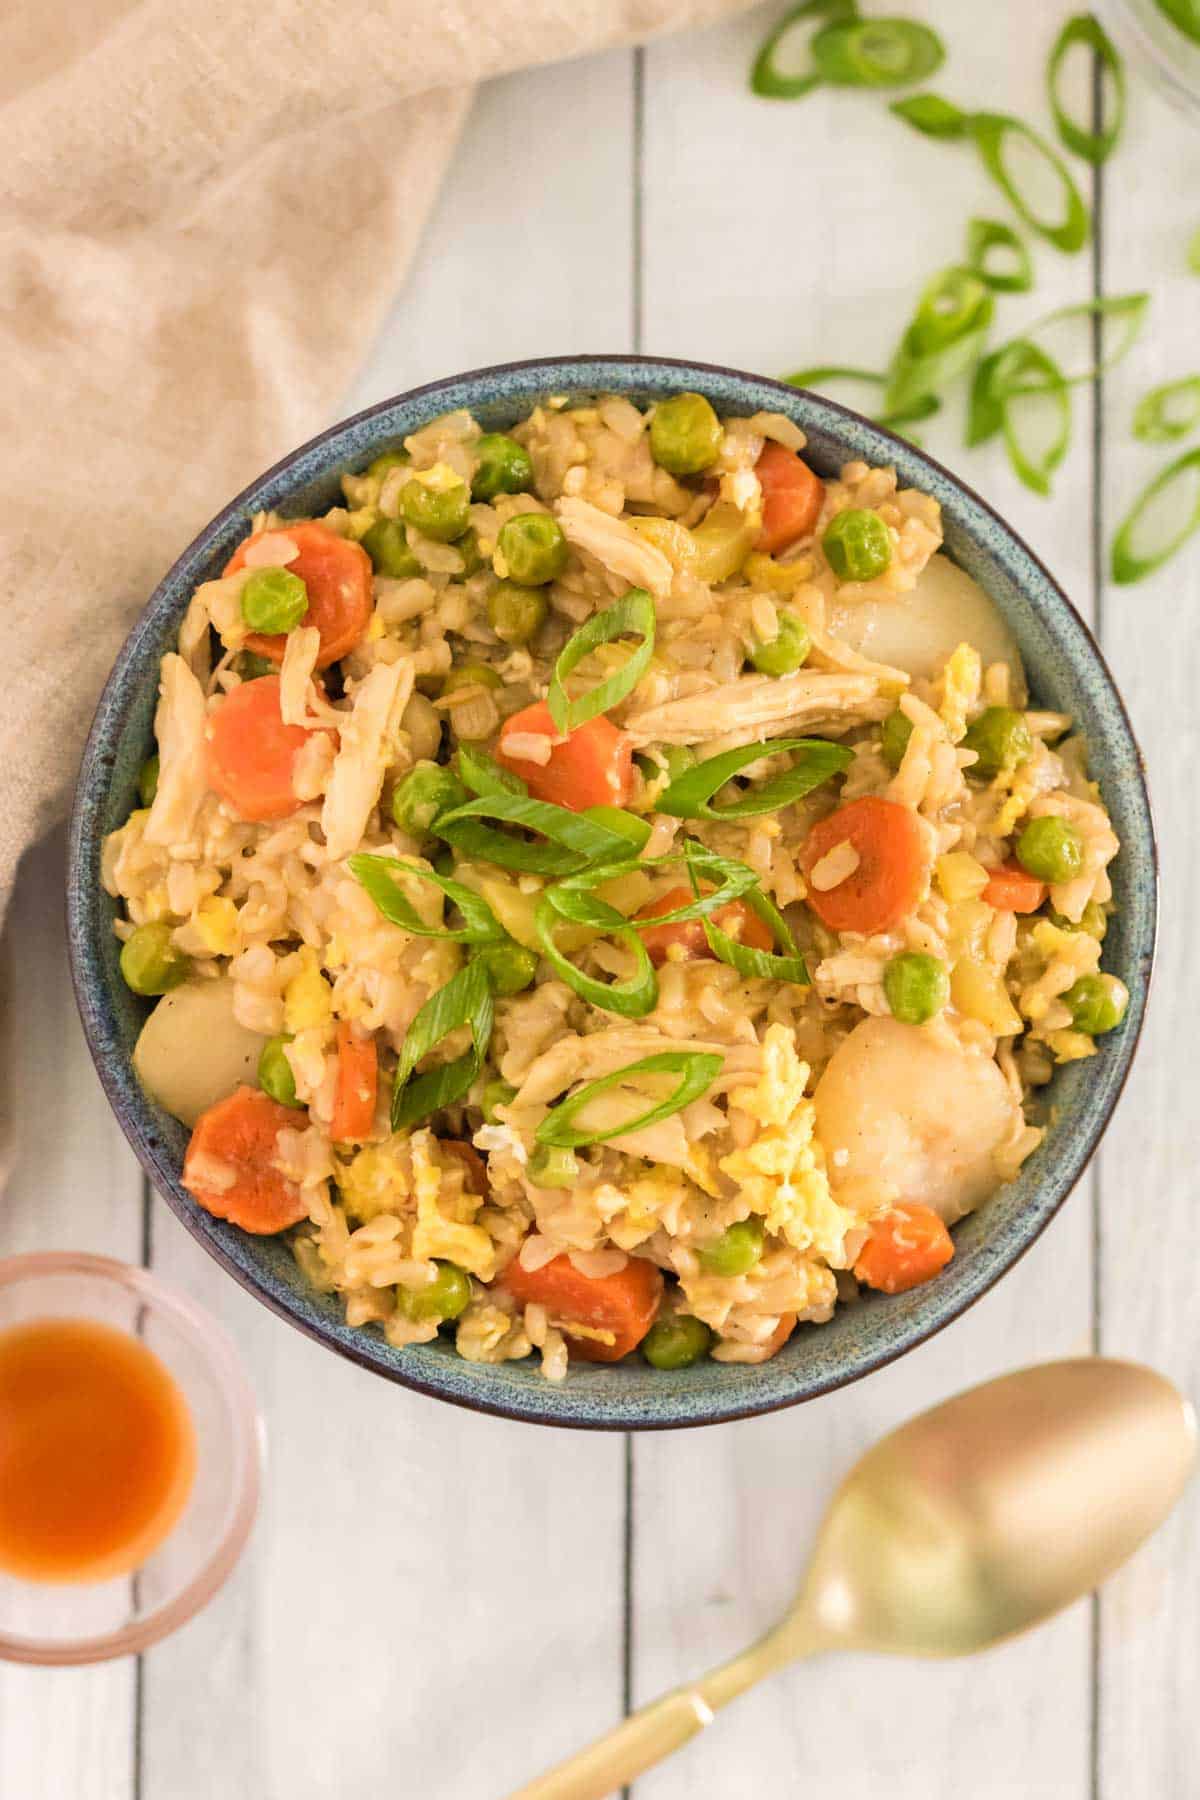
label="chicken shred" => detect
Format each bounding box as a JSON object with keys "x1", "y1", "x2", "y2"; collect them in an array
[{"x1": 144, "y1": 655, "x2": 209, "y2": 846}]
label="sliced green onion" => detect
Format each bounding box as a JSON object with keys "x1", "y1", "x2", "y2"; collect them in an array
[
  {"x1": 457, "y1": 744, "x2": 528, "y2": 799},
  {"x1": 989, "y1": 295, "x2": 1149, "y2": 393},
  {"x1": 883, "y1": 266, "x2": 994, "y2": 417},
  {"x1": 811, "y1": 18, "x2": 944, "y2": 87},
  {"x1": 433, "y1": 792, "x2": 642, "y2": 876},
  {"x1": 750, "y1": 0, "x2": 855, "y2": 99},
  {"x1": 782, "y1": 365, "x2": 941, "y2": 428},
  {"x1": 998, "y1": 347, "x2": 1072, "y2": 496},
  {"x1": 1047, "y1": 14, "x2": 1125, "y2": 164},
  {"x1": 582, "y1": 806, "x2": 652, "y2": 854},
  {"x1": 392, "y1": 960, "x2": 494, "y2": 1130},
  {"x1": 965, "y1": 218, "x2": 1033, "y2": 293},
  {"x1": 535, "y1": 1051, "x2": 725, "y2": 1149},
  {"x1": 1189, "y1": 227, "x2": 1200, "y2": 275},
  {"x1": 535, "y1": 896, "x2": 657, "y2": 1018},
  {"x1": 547, "y1": 589, "x2": 656, "y2": 734},
  {"x1": 348, "y1": 854, "x2": 505, "y2": 945},
  {"x1": 1111, "y1": 448, "x2": 1200, "y2": 584},
  {"x1": 1133, "y1": 376, "x2": 1200, "y2": 444},
  {"x1": 702, "y1": 885, "x2": 810, "y2": 986},
  {"x1": 969, "y1": 112, "x2": 1090, "y2": 254},
  {"x1": 1156, "y1": 0, "x2": 1200, "y2": 45},
  {"x1": 890, "y1": 92, "x2": 970, "y2": 137},
  {"x1": 966, "y1": 353, "x2": 1006, "y2": 447},
  {"x1": 550, "y1": 843, "x2": 759, "y2": 931},
  {"x1": 657, "y1": 738, "x2": 852, "y2": 822}
]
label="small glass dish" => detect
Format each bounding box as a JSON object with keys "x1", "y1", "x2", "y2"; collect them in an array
[
  {"x1": 0, "y1": 1252, "x2": 262, "y2": 1666},
  {"x1": 1101, "y1": 0, "x2": 1200, "y2": 122}
]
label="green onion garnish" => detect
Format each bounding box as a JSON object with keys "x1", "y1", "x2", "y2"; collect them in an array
[
  {"x1": 1047, "y1": 14, "x2": 1125, "y2": 164},
  {"x1": 965, "y1": 218, "x2": 1033, "y2": 293},
  {"x1": 547, "y1": 588, "x2": 656, "y2": 734},
  {"x1": 749, "y1": 0, "x2": 855, "y2": 99},
  {"x1": 457, "y1": 744, "x2": 528, "y2": 799},
  {"x1": 782, "y1": 365, "x2": 942, "y2": 428},
  {"x1": 699, "y1": 880, "x2": 810, "y2": 986},
  {"x1": 1189, "y1": 227, "x2": 1200, "y2": 274},
  {"x1": 1111, "y1": 448, "x2": 1200, "y2": 584},
  {"x1": 1132, "y1": 377, "x2": 1200, "y2": 444},
  {"x1": 883, "y1": 266, "x2": 994, "y2": 419},
  {"x1": 534, "y1": 895, "x2": 658, "y2": 1018},
  {"x1": 433, "y1": 791, "x2": 644, "y2": 876},
  {"x1": 890, "y1": 92, "x2": 969, "y2": 137},
  {"x1": 988, "y1": 294, "x2": 1149, "y2": 393},
  {"x1": 391, "y1": 960, "x2": 495, "y2": 1129},
  {"x1": 534, "y1": 1051, "x2": 725, "y2": 1150},
  {"x1": 811, "y1": 18, "x2": 945, "y2": 88},
  {"x1": 997, "y1": 347, "x2": 1072, "y2": 497},
  {"x1": 550, "y1": 843, "x2": 759, "y2": 930},
  {"x1": 657, "y1": 738, "x2": 852, "y2": 822},
  {"x1": 348, "y1": 854, "x2": 505, "y2": 945},
  {"x1": 1155, "y1": 0, "x2": 1200, "y2": 46}
]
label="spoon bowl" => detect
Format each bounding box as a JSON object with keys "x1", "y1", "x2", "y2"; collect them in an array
[{"x1": 511, "y1": 1359, "x2": 1196, "y2": 1799}]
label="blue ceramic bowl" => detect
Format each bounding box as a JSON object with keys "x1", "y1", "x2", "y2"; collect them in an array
[{"x1": 67, "y1": 356, "x2": 1156, "y2": 1430}]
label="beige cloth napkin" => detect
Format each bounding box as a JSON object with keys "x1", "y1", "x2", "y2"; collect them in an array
[{"x1": 0, "y1": 0, "x2": 752, "y2": 929}]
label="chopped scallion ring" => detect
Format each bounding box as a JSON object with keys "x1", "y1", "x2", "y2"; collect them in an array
[
  {"x1": 348, "y1": 854, "x2": 505, "y2": 945},
  {"x1": 989, "y1": 294, "x2": 1149, "y2": 394},
  {"x1": 535, "y1": 1051, "x2": 725, "y2": 1149},
  {"x1": 811, "y1": 17, "x2": 945, "y2": 87},
  {"x1": 433, "y1": 791, "x2": 644, "y2": 876},
  {"x1": 783, "y1": 364, "x2": 941, "y2": 428},
  {"x1": 391, "y1": 960, "x2": 494, "y2": 1129},
  {"x1": 883, "y1": 266, "x2": 993, "y2": 418},
  {"x1": 657, "y1": 738, "x2": 852, "y2": 821},
  {"x1": 1132, "y1": 376, "x2": 1200, "y2": 444},
  {"x1": 456, "y1": 744, "x2": 528, "y2": 799},
  {"x1": 965, "y1": 218, "x2": 1033, "y2": 293},
  {"x1": 547, "y1": 842, "x2": 759, "y2": 931},
  {"x1": 890, "y1": 92, "x2": 969, "y2": 137},
  {"x1": 547, "y1": 588, "x2": 656, "y2": 734},
  {"x1": 700, "y1": 883, "x2": 810, "y2": 985},
  {"x1": 1047, "y1": 14, "x2": 1125, "y2": 165},
  {"x1": 969, "y1": 112, "x2": 1090, "y2": 253},
  {"x1": 534, "y1": 896, "x2": 658, "y2": 1018},
  {"x1": 749, "y1": 0, "x2": 856, "y2": 100},
  {"x1": 1111, "y1": 448, "x2": 1200, "y2": 584},
  {"x1": 997, "y1": 346, "x2": 1072, "y2": 496}
]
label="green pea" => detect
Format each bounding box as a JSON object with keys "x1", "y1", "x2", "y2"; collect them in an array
[
  {"x1": 642, "y1": 1312, "x2": 714, "y2": 1371},
  {"x1": 528, "y1": 1145, "x2": 580, "y2": 1188},
  {"x1": 822, "y1": 509, "x2": 893, "y2": 582},
  {"x1": 456, "y1": 528, "x2": 486, "y2": 577},
  {"x1": 1064, "y1": 972, "x2": 1129, "y2": 1036},
  {"x1": 1016, "y1": 816, "x2": 1085, "y2": 884},
  {"x1": 240, "y1": 566, "x2": 308, "y2": 635},
  {"x1": 397, "y1": 1260, "x2": 473, "y2": 1324},
  {"x1": 698, "y1": 1217, "x2": 764, "y2": 1277},
  {"x1": 481, "y1": 1078, "x2": 517, "y2": 1123},
  {"x1": 476, "y1": 938, "x2": 539, "y2": 997},
  {"x1": 472, "y1": 433, "x2": 534, "y2": 501},
  {"x1": 649, "y1": 392, "x2": 724, "y2": 476},
  {"x1": 883, "y1": 951, "x2": 949, "y2": 1025},
  {"x1": 400, "y1": 475, "x2": 471, "y2": 543},
  {"x1": 367, "y1": 448, "x2": 409, "y2": 481},
  {"x1": 749, "y1": 611, "x2": 811, "y2": 677},
  {"x1": 1050, "y1": 901, "x2": 1107, "y2": 938},
  {"x1": 581, "y1": 807, "x2": 652, "y2": 853},
  {"x1": 390, "y1": 761, "x2": 468, "y2": 836},
  {"x1": 496, "y1": 513, "x2": 568, "y2": 586},
  {"x1": 119, "y1": 922, "x2": 190, "y2": 997},
  {"x1": 258, "y1": 1035, "x2": 300, "y2": 1108},
  {"x1": 962, "y1": 707, "x2": 1033, "y2": 777},
  {"x1": 236, "y1": 651, "x2": 276, "y2": 682},
  {"x1": 880, "y1": 708, "x2": 914, "y2": 770},
  {"x1": 441, "y1": 662, "x2": 502, "y2": 698},
  {"x1": 137, "y1": 754, "x2": 160, "y2": 809},
  {"x1": 487, "y1": 580, "x2": 548, "y2": 645},
  {"x1": 360, "y1": 517, "x2": 421, "y2": 579}
]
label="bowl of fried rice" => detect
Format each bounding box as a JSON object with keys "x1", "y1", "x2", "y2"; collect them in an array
[{"x1": 67, "y1": 356, "x2": 1156, "y2": 1429}]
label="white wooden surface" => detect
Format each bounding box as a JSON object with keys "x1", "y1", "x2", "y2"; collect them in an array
[{"x1": 2, "y1": 6, "x2": 1197, "y2": 1795}]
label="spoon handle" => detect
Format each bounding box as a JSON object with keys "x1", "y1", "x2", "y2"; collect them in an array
[{"x1": 504, "y1": 1628, "x2": 803, "y2": 1799}]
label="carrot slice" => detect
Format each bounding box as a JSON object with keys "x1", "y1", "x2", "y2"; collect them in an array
[
  {"x1": 801, "y1": 796, "x2": 926, "y2": 935},
  {"x1": 755, "y1": 442, "x2": 824, "y2": 556},
  {"x1": 982, "y1": 862, "x2": 1047, "y2": 914},
  {"x1": 438, "y1": 1138, "x2": 489, "y2": 1199},
  {"x1": 182, "y1": 1087, "x2": 308, "y2": 1235},
  {"x1": 854, "y1": 1202, "x2": 954, "y2": 1296},
  {"x1": 329, "y1": 1022, "x2": 378, "y2": 1143},
  {"x1": 224, "y1": 521, "x2": 373, "y2": 669},
  {"x1": 204, "y1": 674, "x2": 324, "y2": 823},
  {"x1": 501, "y1": 1251, "x2": 663, "y2": 1362},
  {"x1": 634, "y1": 885, "x2": 774, "y2": 966},
  {"x1": 496, "y1": 700, "x2": 634, "y2": 811}
]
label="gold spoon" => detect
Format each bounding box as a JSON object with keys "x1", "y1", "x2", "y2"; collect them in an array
[{"x1": 508, "y1": 1359, "x2": 1195, "y2": 1800}]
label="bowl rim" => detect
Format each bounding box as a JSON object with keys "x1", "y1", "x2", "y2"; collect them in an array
[{"x1": 66, "y1": 353, "x2": 1158, "y2": 1431}]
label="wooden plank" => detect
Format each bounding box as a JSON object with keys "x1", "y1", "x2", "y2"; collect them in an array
[
  {"x1": 138, "y1": 53, "x2": 636, "y2": 1800},
  {"x1": 1095, "y1": 71, "x2": 1200, "y2": 1799},
  {"x1": 633, "y1": 7, "x2": 1097, "y2": 1795},
  {"x1": 0, "y1": 830, "x2": 140, "y2": 1800}
]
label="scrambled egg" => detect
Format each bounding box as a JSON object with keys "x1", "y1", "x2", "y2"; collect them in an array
[
  {"x1": 191, "y1": 896, "x2": 241, "y2": 957},
  {"x1": 285, "y1": 947, "x2": 333, "y2": 1034},
  {"x1": 334, "y1": 1130, "x2": 497, "y2": 1279},
  {"x1": 938, "y1": 642, "x2": 982, "y2": 743}
]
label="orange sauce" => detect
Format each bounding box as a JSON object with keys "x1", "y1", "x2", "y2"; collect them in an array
[{"x1": 0, "y1": 1317, "x2": 197, "y2": 1584}]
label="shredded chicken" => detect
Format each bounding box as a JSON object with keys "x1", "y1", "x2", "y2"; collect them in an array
[
  {"x1": 321, "y1": 661, "x2": 414, "y2": 862},
  {"x1": 144, "y1": 655, "x2": 210, "y2": 845},
  {"x1": 554, "y1": 496, "x2": 674, "y2": 597},
  {"x1": 278, "y1": 626, "x2": 324, "y2": 728},
  {"x1": 625, "y1": 671, "x2": 886, "y2": 748}
]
